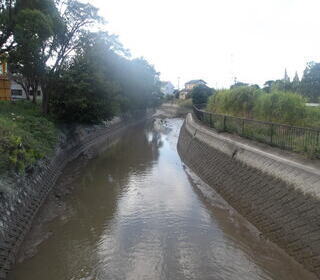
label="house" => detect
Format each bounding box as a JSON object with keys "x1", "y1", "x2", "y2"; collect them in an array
[
  {"x1": 185, "y1": 79, "x2": 207, "y2": 91},
  {"x1": 161, "y1": 81, "x2": 175, "y2": 95},
  {"x1": 0, "y1": 54, "x2": 43, "y2": 101},
  {"x1": 10, "y1": 80, "x2": 43, "y2": 100},
  {"x1": 179, "y1": 79, "x2": 207, "y2": 99}
]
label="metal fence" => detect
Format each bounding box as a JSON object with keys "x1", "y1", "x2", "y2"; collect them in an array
[{"x1": 193, "y1": 104, "x2": 320, "y2": 158}]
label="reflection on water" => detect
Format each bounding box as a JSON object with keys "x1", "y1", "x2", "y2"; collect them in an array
[{"x1": 9, "y1": 118, "x2": 316, "y2": 280}]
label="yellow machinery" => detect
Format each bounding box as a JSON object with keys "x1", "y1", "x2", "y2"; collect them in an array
[{"x1": 0, "y1": 55, "x2": 11, "y2": 101}]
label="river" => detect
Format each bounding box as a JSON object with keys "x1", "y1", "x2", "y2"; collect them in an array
[{"x1": 8, "y1": 118, "x2": 316, "y2": 280}]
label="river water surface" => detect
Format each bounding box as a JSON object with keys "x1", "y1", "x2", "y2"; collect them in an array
[{"x1": 9, "y1": 118, "x2": 316, "y2": 280}]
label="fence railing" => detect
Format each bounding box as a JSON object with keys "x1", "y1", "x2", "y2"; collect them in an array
[{"x1": 193, "y1": 104, "x2": 320, "y2": 158}]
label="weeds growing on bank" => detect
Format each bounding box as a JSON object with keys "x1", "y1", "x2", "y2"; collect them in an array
[{"x1": 0, "y1": 101, "x2": 57, "y2": 175}]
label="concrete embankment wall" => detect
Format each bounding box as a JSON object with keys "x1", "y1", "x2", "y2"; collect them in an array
[
  {"x1": 0, "y1": 113, "x2": 150, "y2": 279},
  {"x1": 178, "y1": 113, "x2": 320, "y2": 277}
]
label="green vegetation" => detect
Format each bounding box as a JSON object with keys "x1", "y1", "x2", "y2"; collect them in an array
[
  {"x1": 261, "y1": 65, "x2": 320, "y2": 103},
  {"x1": 207, "y1": 87, "x2": 259, "y2": 118},
  {"x1": 191, "y1": 85, "x2": 214, "y2": 105},
  {"x1": 177, "y1": 99, "x2": 193, "y2": 109},
  {"x1": 0, "y1": 101, "x2": 57, "y2": 175},
  {"x1": 253, "y1": 91, "x2": 307, "y2": 125},
  {"x1": 207, "y1": 87, "x2": 320, "y2": 128},
  {"x1": 1, "y1": 0, "x2": 162, "y2": 121}
]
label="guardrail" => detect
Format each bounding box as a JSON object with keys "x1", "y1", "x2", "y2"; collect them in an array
[{"x1": 193, "y1": 104, "x2": 320, "y2": 158}]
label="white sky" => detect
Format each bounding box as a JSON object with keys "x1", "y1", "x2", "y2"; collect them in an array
[{"x1": 90, "y1": 0, "x2": 320, "y2": 89}]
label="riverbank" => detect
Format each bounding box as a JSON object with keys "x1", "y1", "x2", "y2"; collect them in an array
[
  {"x1": 177, "y1": 113, "x2": 320, "y2": 278},
  {"x1": 0, "y1": 101, "x2": 57, "y2": 179},
  {"x1": 0, "y1": 107, "x2": 154, "y2": 279},
  {"x1": 8, "y1": 117, "x2": 316, "y2": 280}
]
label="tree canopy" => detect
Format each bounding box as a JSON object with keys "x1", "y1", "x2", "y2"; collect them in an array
[{"x1": 1, "y1": 0, "x2": 162, "y2": 122}]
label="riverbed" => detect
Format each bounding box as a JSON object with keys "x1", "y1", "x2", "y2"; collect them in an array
[{"x1": 8, "y1": 118, "x2": 316, "y2": 280}]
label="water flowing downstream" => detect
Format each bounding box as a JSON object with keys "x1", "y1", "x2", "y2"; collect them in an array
[{"x1": 9, "y1": 118, "x2": 316, "y2": 280}]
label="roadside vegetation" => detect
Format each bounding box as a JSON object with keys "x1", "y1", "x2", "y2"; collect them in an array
[
  {"x1": 0, "y1": 101, "x2": 57, "y2": 175},
  {"x1": 206, "y1": 88, "x2": 320, "y2": 128}
]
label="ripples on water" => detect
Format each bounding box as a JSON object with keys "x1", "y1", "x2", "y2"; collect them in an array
[{"x1": 8, "y1": 118, "x2": 317, "y2": 280}]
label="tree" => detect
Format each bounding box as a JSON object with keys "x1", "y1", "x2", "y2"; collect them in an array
[
  {"x1": 283, "y1": 68, "x2": 291, "y2": 91},
  {"x1": 300, "y1": 62, "x2": 320, "y2": 102},
  {"x1": 9, "y1": 8, "x2": 54, "y2": 103},
  {"x1": 291, "y1": 71, "x2": 300, "y2": 92},
  {"x1": 263, "y1": 80, "x2": 274, "y2": 93},
  {"x1": 50, "y1": 32, "x2": 123, "y2": 122},
  {"x1": 50, "y1": 31, "x2": 161, "y2": 122},
  {"x1": 191, "y1": 84, "x2": 214, "y2": 105},
  {"x1": 0, "y1": 0, "x2": 17, "y2": 54},
  {"x1": 40, "y1": 0, "x2": 102, "y2": 113},
  {"x1": 230, "y1": 81, "x2": 249, "y2": 89}
]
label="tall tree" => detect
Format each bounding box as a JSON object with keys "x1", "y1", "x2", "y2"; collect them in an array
[
  {"x1": 291, "y1": 71, "x2": 300, "y2": 92},
  {"x1": 282, "y1": 68, "x2": 291, "y2": 91},
  {"x1": 41, "y1": 0, "x2": 102, "y2": 113},
  {"x1": 263, "y1": 80, "x2": 274, "y2": 93},
  {"x1": 9, "y1": 8, "x2": 54, "y2": 102},
  {"x1": 300, "y1": 62, "x2": 320, "y2": 102},
  {"x1": 0, "y1": 0, "x2": 18, "y2": 53}
]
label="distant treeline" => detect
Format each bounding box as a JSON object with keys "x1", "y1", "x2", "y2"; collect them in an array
[{"x1": 0, "y1": 0, "x2": 162, "y2": 123}]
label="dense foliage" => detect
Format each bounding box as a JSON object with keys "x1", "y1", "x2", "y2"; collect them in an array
[
  {"x1": 207, "y1": 86, "x2": 260, "y2": 118},
  {"x1": 0, "y1": 0, "x2": 162, "y2": 120},
  {"x1": 254, "y1": 91, "x2": 306, "y2": 125},
  {"x1": 207, "y1": 87, "x2": 319, "y2": 128},
  {"x1": 0, "y1": 101, "x2": 57, "y2": 175},
  {"x1": 261, "y1": 65, "x2": 320, "y2": 103},
  {"x1": 191, "y1": 85, "x2": 214, "y2": 105}
]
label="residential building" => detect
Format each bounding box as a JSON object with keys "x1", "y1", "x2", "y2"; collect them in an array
[
  {"x1": 179, "y1": 79, "x2": 207, "y2": 99},
  {"x1": 10, "y1": 80, "x2": 43, "y2": 100},
  {"x1": 185, "y1": 79, "x2": 207, "y2": 91}
]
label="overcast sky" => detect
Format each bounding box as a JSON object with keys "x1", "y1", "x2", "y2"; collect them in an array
[{"x1": 91, "y1": 0, "x2": 320, "y2": 89}]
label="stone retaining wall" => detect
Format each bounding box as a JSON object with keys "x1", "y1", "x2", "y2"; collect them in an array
[
  {"x1": 178, "y1": 113, "x2": 320, "y2": 278},
  {"x1": 0, "y1": 114, "x2": 149, "y2": 279}
]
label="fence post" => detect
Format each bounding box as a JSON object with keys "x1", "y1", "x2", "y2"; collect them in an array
[
  {"x1": 270, "y1": 124, "x2": 274, "y2": 145},
  {"x1": 223, "y1": 116, "x2": 226, "y2": 132},
  {"x1": 210, "y1": 113, "x2": 213, "y2": 128},
  {"x1": 242, "y1": 119, "x2": 245, "y2": 136}
]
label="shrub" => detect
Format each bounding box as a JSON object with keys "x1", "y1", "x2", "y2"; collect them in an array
[
  {"x1": 191, "y1": 85, "x2": 214, "y2": 105},
  {"x1": 207, "y1": 86, "x2": 261, "y2": 118},
  {"x1": 0, "y1": 101, "x2": 57, "y2": 175},
  {"x1": 253, "y1": 91, "x2": 306, "y2": 125}
]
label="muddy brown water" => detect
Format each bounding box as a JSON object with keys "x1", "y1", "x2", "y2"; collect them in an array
[{"x1": 8, "y1": 118, "x2": 317, "y2": 280}]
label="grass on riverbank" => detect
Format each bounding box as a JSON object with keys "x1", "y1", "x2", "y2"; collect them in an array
[{"x1": 0, "y1": 101, "x2": 57, "y2": 175}]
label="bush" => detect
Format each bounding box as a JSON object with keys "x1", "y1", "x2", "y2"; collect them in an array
[
  {"x1": 254, "y1": 91, "x2": 306, "y2": 125},
  {"x1": 305, "y1": 106, "x2": 320, "y2": 128},
  {"x1": 191, "y1": 85, "x2": 214, "y2": 105},
  {"x1": 207, "y1": 86, "x2": 261, "y2": 118},
  {"x1": 206, "y1": 88, "x2": 318, "y2": 127}
]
